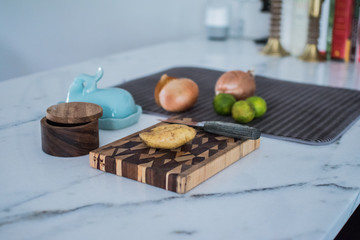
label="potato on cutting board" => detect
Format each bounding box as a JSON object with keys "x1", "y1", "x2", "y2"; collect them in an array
[{"x1": 139, "y1": 124, "x2": 196, "y2": 149}]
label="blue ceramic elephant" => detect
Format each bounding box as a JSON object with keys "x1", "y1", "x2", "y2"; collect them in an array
[{"x1": 66, "y1": 67, "x2": 142, "y2": 130}]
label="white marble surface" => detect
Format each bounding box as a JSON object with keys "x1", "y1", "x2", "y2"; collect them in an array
[{"x1": 0, "y1": 37, "x2": 360, "y2": 240}]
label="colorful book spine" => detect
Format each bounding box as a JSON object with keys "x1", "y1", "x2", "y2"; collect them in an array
[
  {"x1": 350, "y1": 0, "x2": 360, "y2": 61},
  {"x1": 358, "y1": 12, "x2": 360, "y2": 62},
  {"x1": 358, "y1": 15, "x2": 360, "y2": 62},
  {"x1": 326, "y1": 0, "x2": 335, "y2": 60},
  {"x1": 331, "y1": 0, "x2": 354, "y2": 62},
  {"x1": 319, "y1": 0, "x2": 331, "y2": 54}
]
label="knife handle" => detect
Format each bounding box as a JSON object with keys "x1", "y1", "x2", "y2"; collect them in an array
[{"x1": 203, "y1": 121, "x2": 261, "y2": 140}]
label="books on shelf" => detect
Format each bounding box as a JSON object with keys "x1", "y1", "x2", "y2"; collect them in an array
[
  {"x1": 326, "y1": 0, "x2": 360, "y2": 62},
  {"x1": 281, "y1": 0, "x2": 359, "y2": 62},
  {"x1": 273, "y1": 0, "x2": 360, "y2": 62},
  {"x1": 331, "y1": 0, "x2": 354, "y2": 61}
]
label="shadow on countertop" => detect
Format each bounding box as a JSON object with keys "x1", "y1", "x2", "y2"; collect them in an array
[{"x1": 335, "y1": 204, "x2": 360, "y2": 239}]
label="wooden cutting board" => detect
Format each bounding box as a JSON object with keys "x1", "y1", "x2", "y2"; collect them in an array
[{"x1": 90, "y1": 120, "x2": 260, "y2": 194}]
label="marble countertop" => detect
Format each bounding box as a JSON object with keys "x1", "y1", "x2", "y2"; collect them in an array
[{"x1": 1, "y1": 37, "x2": 360, "y2": 240}]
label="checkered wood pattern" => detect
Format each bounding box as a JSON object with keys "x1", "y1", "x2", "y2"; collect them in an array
[{"x1": 90, "y1": 121, "x2": 260, "y2": 193}]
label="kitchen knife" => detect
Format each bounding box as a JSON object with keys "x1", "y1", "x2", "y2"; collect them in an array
[{"x1": 160, "y1": 119, "x2": 261, "y2": 140}]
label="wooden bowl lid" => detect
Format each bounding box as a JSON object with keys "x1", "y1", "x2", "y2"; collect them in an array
[{"x1": 46, "y1": 102, "x2": 103, "y2": 124}]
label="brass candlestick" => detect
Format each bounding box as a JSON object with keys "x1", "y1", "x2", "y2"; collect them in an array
[
  {"x1": 299, "y1": 0, "x2": 325, "y2": 61},
  {"x1": 261, "y1": 0, "x2": 289, "y2": 56}
]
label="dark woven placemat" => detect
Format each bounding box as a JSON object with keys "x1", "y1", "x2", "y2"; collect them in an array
[{"x1": 117, "y1": 67, "x2": 360, "y2": 145}]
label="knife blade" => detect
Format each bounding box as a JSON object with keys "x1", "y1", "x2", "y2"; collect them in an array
[{"x1": 160, "y1": 119, "x2": 261, "y2": 140}]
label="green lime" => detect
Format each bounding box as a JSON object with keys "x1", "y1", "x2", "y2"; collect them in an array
[
  {"x1": 213, "y1": 93, "x2": 236, "y2": 115},
  {"x1": 232, "y1": 100, "x2": 255, "y2": 123},
  {"x1": 246, "y1": 96, "x2": 267, "y2": 118}
]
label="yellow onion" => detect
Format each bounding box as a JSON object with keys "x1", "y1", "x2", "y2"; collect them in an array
[
  {"x1": 154, "y1": 74, "x2": 199, "y2": 112},
  {"x1": 215, "y1": 70, "x2": 255, "y2": 100}
]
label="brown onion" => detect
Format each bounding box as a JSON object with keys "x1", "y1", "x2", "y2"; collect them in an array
[
  {"x1": 215, "y1": 70, "x2": 255, "y2": 100},
  {"x1": 154, "y1": 74, "x2": 199, "y2": 112},
  {"x1": 154, "y1": 74, "x2": 177, "y2": 106}
]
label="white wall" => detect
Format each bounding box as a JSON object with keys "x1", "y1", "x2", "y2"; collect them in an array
[
  {"x1": 0, "y1": 0, "x2": 269, "y2": 82},
  {"x1": 0, "y1": 0, "x2": 207, "y2": 81}
]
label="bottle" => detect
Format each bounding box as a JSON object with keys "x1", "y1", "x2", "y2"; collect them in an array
[
  {"x1": 290, "y1": 0, "x2": 310, "y2": 56},
  {"x1": 280, "y1": 0, "x2": 293, "y2": 51}
]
